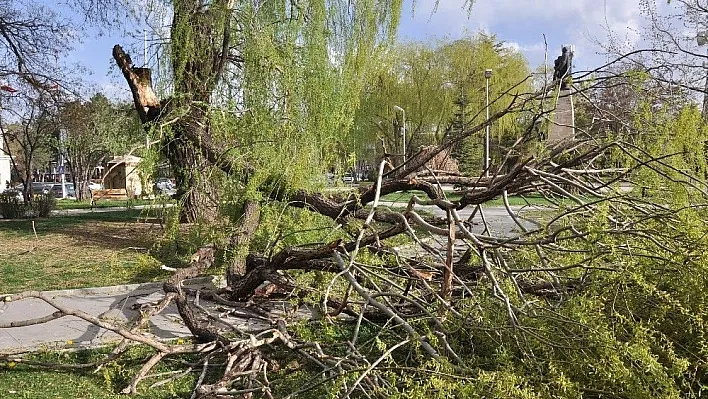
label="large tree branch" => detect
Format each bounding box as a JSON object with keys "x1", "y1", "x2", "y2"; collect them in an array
[{"x1": 112, "y1": 45, "x2": 161, "y2": 124}]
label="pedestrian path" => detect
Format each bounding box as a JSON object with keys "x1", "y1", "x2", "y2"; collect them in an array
[
  {"x1": 50, "y1": 203, "x2": 175, "y2": 216},
  {"x1": 0, "y1": 278, "x2": 274, "y2": 355}
]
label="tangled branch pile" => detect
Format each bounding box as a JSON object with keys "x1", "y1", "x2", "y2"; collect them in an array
[{"x1": 4, "y1": 72, "x2": 708, "y2": 398}]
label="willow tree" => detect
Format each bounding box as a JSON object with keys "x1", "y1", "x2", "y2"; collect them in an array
[
  {"x1": 439, "y1": 34, "x2": 530, "y2": 174},
  {"x1": 351, "y1": 33, "x2": 530, "y2": 175},
  {"x1": 351, "y1": 41, "x2": 453, "y2": 169},
  {"x1": 110, "y1": 1, "x2": 400, "y2": 220}
]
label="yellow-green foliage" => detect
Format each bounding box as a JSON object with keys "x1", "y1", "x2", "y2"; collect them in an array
[
  {"x1": 629, "y1": 103, "x2": 708, "y2": 204},
  {"x1": 352, "y1": 32, "x2": 531, "y2": 175},
  {"x1": 200, "y1": 0, "x2": 403, "y2": 196}
]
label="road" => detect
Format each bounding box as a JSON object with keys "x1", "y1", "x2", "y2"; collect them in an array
[{"x1": 376, "y1": 201, "x2": 543, "y2": 237}]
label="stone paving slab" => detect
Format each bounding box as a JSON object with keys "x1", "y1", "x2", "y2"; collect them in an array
[{"x1": 0, "y1": 278, "x2": 278, "y2": 354}]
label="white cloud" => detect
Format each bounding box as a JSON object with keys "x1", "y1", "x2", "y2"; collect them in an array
[{"x1": 400, "y1": 0, "x2": 649, "y2": 69}]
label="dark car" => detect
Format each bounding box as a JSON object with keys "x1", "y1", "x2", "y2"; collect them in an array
[
  {"x1": 49, "y1": 183, "x2": 76, "y2": 199},
  {"x1": 31, "y1": 182, "x2": 51, "y2": 195}
]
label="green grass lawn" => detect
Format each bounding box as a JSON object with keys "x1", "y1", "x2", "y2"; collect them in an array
[
  {"x1": 0, "y1": 209, "x2": 175, "y2": 294},
  {"x1": 1, "y1": 345, "x2": 199, "y2": 399},
  {"x1": 54, "y1": 198, "x2": 175, "y2": 210},
  {"x1": 0, "y1": 208, "x2": 218, "y2": 398}
]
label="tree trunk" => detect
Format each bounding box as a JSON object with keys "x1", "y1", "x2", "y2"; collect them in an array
[
  {"x1": 113, "y1": 44, "x2": 231, "y2": 222},
  {"x1": 112, "y1": 47, "x2": 207, "y2": 221},
  {"x1": 22, "y1": 165, "x2": 32, "y2": 203},
  {"x1": 226, "y1": 200, "x2": 261, "y2": 287},
  {"x1": 67, "y1": 160, "x2": 90, "y2": 202},
  {"x1": 165, "y1": 128, "x2": 215, "y2": 223},
  {"x1": 112, "y1": 0, "x2": 234, "y2": 222}
]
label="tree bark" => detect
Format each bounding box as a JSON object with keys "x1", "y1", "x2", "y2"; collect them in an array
[
  {"x1": 113, "y1": 45, "x2": 217, "y2": 222},
  {"x1": 226, "y1": 200, "x2": 261, "y2": 287}
]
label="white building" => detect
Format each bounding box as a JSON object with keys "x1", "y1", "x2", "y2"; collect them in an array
[{"x1": 0, "y1": 133, "x2": 10, "y2": 192}]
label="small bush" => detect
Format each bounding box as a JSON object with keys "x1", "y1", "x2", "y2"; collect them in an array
[
  {"x1": 0, "y1": 192, "x2": 56, "y2": 219},
  {"x1": 30, "y1": 193, "x2": 56, "y2": 217},
  {"x1": 0, "y1": 192, "x2": 24, "y2": 219}
]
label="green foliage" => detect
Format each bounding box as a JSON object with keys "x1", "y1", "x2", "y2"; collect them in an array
[
  {"x1": 188, "y1": 0, "x2": 404, "y2": 200},
  {"x1": 58, "y1": 94, "x2": 144, "y2": 201},
  {"x1": 250, "y1": 202, "x2": 340, "y2": 254},
  {"x1": 0, "y1": 192, "x2": 55, "y2": 219},
  {"x1": 30, "y1": 193, "x2": 56, "y2": 217},
  {"x1": 0, "y1": 191, "x2": 25, "y2": 218},
  {"x1": 626, "y1": 103, "x2": 707, "y2": 204},
  {"x1": 414, "y1": 193, "x2": 708, "y2": 398},
  {"x1": 351, "y1": 32, "x2": 530, "y2": 174}
]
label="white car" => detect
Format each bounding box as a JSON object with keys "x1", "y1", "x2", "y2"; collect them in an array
[{"x1": 154, "y1": 177, "x2": 176, "y2": 195}]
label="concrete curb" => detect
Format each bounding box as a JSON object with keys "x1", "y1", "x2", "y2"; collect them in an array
[{"x1": 0, "y1": 276, "x2": 218, "y2": 299}]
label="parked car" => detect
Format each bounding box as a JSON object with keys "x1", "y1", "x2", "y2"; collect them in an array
[
  {"x1": 154, "y1": 177, "x2": 176, "y2": 195},
  {"x1": 49, "y1": 183, "x2": 76, "y2": 199},
  {"x1": 31, "y1": 182, "x2": 51, "y2": 195}
]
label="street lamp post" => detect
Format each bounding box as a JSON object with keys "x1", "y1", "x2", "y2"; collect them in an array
[
  {"x1": 393, "y1": 105, "x2": 406, "y2": 163},
  {"x1": 697, "y1": 31, "x2": 708, "y2": 120},
  {"x1": 484, "y1": 69, "x2": 492, "y2": 177},
  {"x1": 59, "y1": 129, "x2": 67, "y2": 199}
]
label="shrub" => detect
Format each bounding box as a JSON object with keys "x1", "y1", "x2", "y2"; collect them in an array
[
  {"x1": 30, "y1": 193, "x2": 56, "y2": 217},
  {"x1": 0, "y1": 192, "x2": 56, "y2": 219},
  {"x1": 0, "y1": 191, "x2": 24, "y2": 219}
]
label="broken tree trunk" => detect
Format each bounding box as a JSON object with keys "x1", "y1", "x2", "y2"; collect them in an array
[{"x1": 112, "y1": 45, "x2": 218, "y2": 222}]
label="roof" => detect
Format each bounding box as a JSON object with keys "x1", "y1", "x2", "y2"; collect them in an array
[{"x1": 107, "y1": 155, "x2": 143, "y2": 165}]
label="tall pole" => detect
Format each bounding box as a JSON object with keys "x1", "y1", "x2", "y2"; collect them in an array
[
  {"x1": 59, "y1": 129, "x2": 67, "y2": 199},
  {"x1": 484, "y1": 69, "x2": 492, "y2": 177},
  {"x1": 393, "y1": 105, "x2": 406, "y2": 164}
]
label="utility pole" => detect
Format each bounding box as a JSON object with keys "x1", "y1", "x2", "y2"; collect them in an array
[
  {"x1": 59, "y1": 129, "x2": 67, "y2": 199},
  {"x1": 393, "y1": 105, "x2": 406, "y2": 164},
  {"x1": 484, "y1": 69, "x2": 492, "y2": 177}
]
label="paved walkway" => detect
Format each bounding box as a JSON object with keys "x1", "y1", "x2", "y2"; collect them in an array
[
  {"x1": 377, "y1": 201, "x2": 542, "y2": 236},
  {"x1": 0, "y1": 278, "x2": 278, "y2": 355},
  {"x1": 0, "y1": 203, "x2": 541, "y2": 355}
]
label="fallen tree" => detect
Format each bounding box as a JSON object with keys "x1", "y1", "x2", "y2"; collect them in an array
[
  {"x1": 4, "y1": 66, "x2": 708, "y2": 397},
  {"x1": 3, "y1": 1, "x2": 708, "y2": 397}
]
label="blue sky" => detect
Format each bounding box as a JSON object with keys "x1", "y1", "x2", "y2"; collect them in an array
[
  {"x1": 65, "y1": 0, "x2": 656, "y2": 98},
  {"x1": 398, "y1": 0, "x2": 648, "y2": 72}
]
